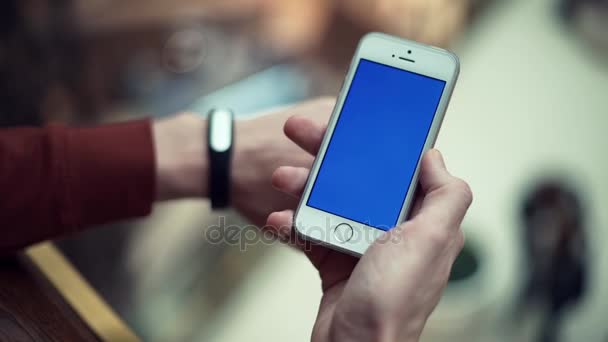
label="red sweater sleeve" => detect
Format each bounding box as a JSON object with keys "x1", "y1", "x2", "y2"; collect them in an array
[{"x1": 0, "y1": 120, "x2": 155, "y2": 253}]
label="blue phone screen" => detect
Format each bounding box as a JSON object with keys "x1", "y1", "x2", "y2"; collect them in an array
[{"x1": 307, "y1": 59, "x2": 446, "y2": 230}]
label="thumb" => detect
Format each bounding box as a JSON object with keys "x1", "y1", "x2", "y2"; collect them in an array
[
  {"x1": 415, "y1": 149, "x2": 473, "y2": 231},
  {"x1": 419, "y1": 149, "x2": 451, "y2": 194}
]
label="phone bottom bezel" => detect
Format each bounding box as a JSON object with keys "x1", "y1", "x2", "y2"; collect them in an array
[{"x1": 293, "y1": 205, "x2": 394, "y2": 256}]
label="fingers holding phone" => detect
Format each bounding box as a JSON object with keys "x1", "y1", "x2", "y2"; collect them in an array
[
  {"x1": 268, "y1": 134, "x2": 472, "y2": 341},
  {"x1": 265, "y1": 33, "x2": 470, "y2": 342}
]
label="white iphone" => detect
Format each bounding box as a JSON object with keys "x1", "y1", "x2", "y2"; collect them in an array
[{"x1": 293, "y1": 33, "x2": 460, "y2": 256}]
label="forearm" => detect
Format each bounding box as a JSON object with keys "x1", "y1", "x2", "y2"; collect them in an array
[
  {"x1": 152, "y1": 114, "x2": 209, "y2": 201},
  {"x1": 0, "y1": 120, "x2": 155, "y2": 253},
  {"x1": 0, "y1": 98, "x2": 326, "y2": 253}
]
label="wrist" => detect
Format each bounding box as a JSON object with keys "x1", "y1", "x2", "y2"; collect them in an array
[
  {"x1": 374, "y1": 317, "x2": 424, "y2": 342},
  {"x1": 153, "y1": 113, "x2": 209, "y2": 200},
  {"x1": 229, "y1": 119, "x2": 252, "y2": 206},
  {"x1": 207, "y1": 109, "x2": 235, "y2": 208},
  {"x1": 328, "y1": 307, "x2": 423, "y2": 342}
]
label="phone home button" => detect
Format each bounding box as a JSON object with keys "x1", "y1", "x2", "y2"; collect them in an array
[{"x1": 333, "y1": 223, "x2": 354, "y2": 243}]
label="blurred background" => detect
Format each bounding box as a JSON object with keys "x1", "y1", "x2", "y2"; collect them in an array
[{"x1": 2, "y1": 0, "x2": 607, "y2": 341}]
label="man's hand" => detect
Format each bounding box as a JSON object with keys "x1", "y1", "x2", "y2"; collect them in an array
[
  {"x1": 230, "y1": 97, "x2": 334, "y2": 226},
  {"x1": 266, "y1": 116, "x2": 472, "y2": 341},
  {"x1": 152, "y1": 98, "x2": 335, "y2": 226}
]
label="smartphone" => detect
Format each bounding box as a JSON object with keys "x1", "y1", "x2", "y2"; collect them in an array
[{"x1": 293, "y1": 33, "x2": 460, "y2": 256}]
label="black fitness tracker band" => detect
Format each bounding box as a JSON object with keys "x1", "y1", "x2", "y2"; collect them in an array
[{"x1": 207, "y1": 108, "x2": 234, "y2": 209}]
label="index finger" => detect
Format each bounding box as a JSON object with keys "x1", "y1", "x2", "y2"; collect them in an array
[{"x1": 284, "y1": 115, "x2": 327, "y2": 155}]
